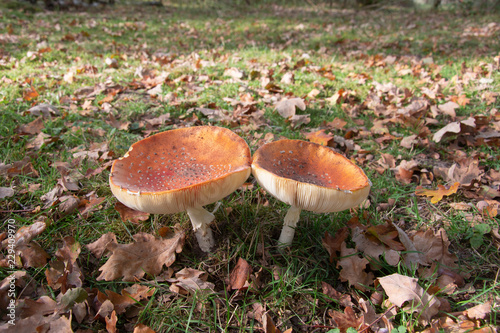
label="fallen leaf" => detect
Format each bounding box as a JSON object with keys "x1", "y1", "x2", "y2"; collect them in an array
[
  {"x1": 86, "y1": 232, "x2": 118, "y2": 258},
  {"x1": 97, "y1": 228, "x2": 185, "y2": 281},
  {"x1": 114, "y1": 202, "x2": 150, "y2": 224},
  {"x1": 289, "y1": 114, "x2": 310, "y2": 128},
  {"x1": 45, "y1": 236, "x2": 83, "y2": 293},
  {"x1": 133, "y1": 323, "x2": 156, "y2": 333},
  {"x1": 433, "y1": 117, "x2": 476, "y2": 142},
  {"x1": 337, "y1": 242, "x2": 374, "y2": 291},
  {"x1": 321, "y1": 281, "x2": 354, "y2": 307},
  {"x1": 275, "y1": 98, "x2": 306, "y2": 118},
  {"x1": 328, "y1": 306, "x2": 366, "y2": 332},
  {"x1": 378, "y1": 273, "x2": 440, "y2": 325},
  {"x1": 228, "y1": 257, "x2": 252, "y2": 291},
  {"x1": 16, "y1": 117, "x2": 44, "y2": 135},
  {"x1": 168, "y1": 267, "x2": 215, "y2": 295},
  {"x1": 98, "y1": 284, "x2": 155, "y2": 315},
  {"x1": 0, "y1": 157, "x2": 39, "y2": 178},
  {"x1": 105, "y1": 310, "x2": 118, "y2": 333},
  {"x1": 415, "y1": 182, "x2": 460, "y2": 204},
  {"x1": 322, "y1": 227, "x2": 349, "y2": 263},
  {"x1": 305, "y1": 129, "x2": 333, "y2": 146},
  {"x1": 411, "y1": 228, "x2": 458, "y2": 268},
  {"x1": 465, "y1": 301, "x2": 492, "y2": 320},
  {"x1": 26, "y1": 103, "x2": 60, "y2": 117},
  {"x1": 438, "y1": 101, "x2": 459, "y2": 118},
  {"x1": 0, "y1": 187, "x2": 14, "y2": 199},
  {"x1": 23, "y1": 86, "x2": 39, "y2": 101}
]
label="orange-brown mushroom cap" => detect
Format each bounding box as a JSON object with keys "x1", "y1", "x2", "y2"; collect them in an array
[
  {"x1": 110, "y1": 126, "x2": 252, "y2": 214},
  {"x1": 251, "y1": 139, "x2": 371, "y2": 213}
]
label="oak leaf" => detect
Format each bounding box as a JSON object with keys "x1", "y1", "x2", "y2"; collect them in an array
[
  {"x1": 337, "y1": 242, "x2": 374, "y2": 291},
  {"x1": 26, "y1": 103, "x2": 60, "y2": 117},
  {"x1": 411, "y1": 228, "x2": 458, "y2": 268},
  {"x1": 415, "y1": 182, "x2": 460, "y2": 204},
  {"x1": 328, "y1": 306, "x2": 366, "y2": 332},
  {"x1": 378, "y1": 273, "x2": 440, "y2": 325},
  {"x1": 114, "y1": 202, "x2": 150, "y2": 224},
  {"x1": 86, "y1": 232, "x2": 118, "y2": 258},
  {"x1": 433, "y1": 117, "x2": 476, "y2": 142},
  {"x1": 289, "y1": 114, "x2": 310, "y2": 128},
  {"x1": 275, "y1": 98, "x2": 306, "y2": 118},
  {"x1": 322, "y1": 227, "x2": 349, "y2": 263},
  {"x1": 305, "y1": 129, "x2": 333, "y2": 146},
  {"x1": 133, "y1": 323, "x2": 156, "y2": 333},
  {"x1": 98, "y1": 284, "x2": 155, "y2": 315},
  {"x1": 97, "y1": 228, "x2": 185, "y2": 281},
  {"x1": 168, "y1": 267, "x2": 215, "y2": 295},
  {"x1": 16, "y1": 117, "x2": 44, "y2": 135},
  {"x1": 228, "y1": 257, "x2": 252, "y2": 291}
]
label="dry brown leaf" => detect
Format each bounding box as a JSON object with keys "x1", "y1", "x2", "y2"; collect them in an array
[
  {"x1": 26, "y1": 103, "x2": 60, "y2": 117},
  {"x1": 438, "y1": 101, "x2": 459, "y2": 118},
  {"x1": 45, "y1": 236, "x2": 83, "y2": 293},
  {"x1": 337, "y1": 242, "x2": 374, "y2": 291},
  {"x1": 378, "y1": 273, "x2": 441, "y2": 325},
  {"x1": 275, "y1": 98, "x2": 306, "y2": 118},
  {"x1": 16, "y1": 117, "x2": 44, "y2": 135},
  {"x1": 322, "y1": 227, "x2": 349, "y2": 263},
  {"x1": 97, "y1": 228, "x2": 185, "y2": 281},
  {"x1": 18, "y1": 296, "x2": 57, "y2": 318},
  {"x1": 326, "y1": 118, "x2": 347, "y2": 130},
  {"x1": 0, "y1": 187, "x2": 14, "y2": 199},
  {"x1": 86, "y1": 232, "x2": 118, "y2": 258},
  {"x1": 289, "y1": 114, "x2": 310, "y2": 128},
  {"x1": 352, "y1": 227, "x2": 401, "y2": 266},
  {"x1": 168, "y1": 267, "x2": 215, "y2": 295},
  {"x1": 1, "y1": 221, "x2": 46, "y2": 248},
  {"x1": 78, "y1": 195, "x2": 105, "y2": 218},
  {"x1": 133, "y1": 323, "x2": 156, "y2": 333},
  {"x1": 411, "y1": 228, "x2": 458, "y2": 268},
  {"x1": 305, "y1": 129, "x2": 333, "y2": 146},
  {"x1": 228, "y1": 257, "x2": 252, "y2": 291},
  {"x1": 321, "y1": 281, "x2": 354, "y2": 307},
  {"x1": 465, "y1": 301, "x2": 492, "y2": 320},
  {"x1": 365, "y1": 222, "x2": 406, "y2": 251},
  {"x1": 433, "y1": 117, "x2": 476, "y2": 142},
  {"x1": 17, "y1": 242, "x2": 50, "y2": 268},
  {"x1": 105, "y1": 310, "x2": 118, "y2": 333},
  {"x1": 328, "y1": 306, "x2": 366, "y2": 332},
  {"x1": 415, "y1": 182, "x2": 460, "y2": 204},
  {"x1": 262, "y1": 312, "x2": 281, "y2": 333},
  {"x1": 114, "y1": 202, "x2": 150, "y2": 224},
  {"x1": 0, "y1": 157, "x2": 39, "y2": 178}
]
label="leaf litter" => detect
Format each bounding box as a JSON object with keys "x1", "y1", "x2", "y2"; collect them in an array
[{"x1": 0, "y1": 2, "x2": 499, "y2": 332}]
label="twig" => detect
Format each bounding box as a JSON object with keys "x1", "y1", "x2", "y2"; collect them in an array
[
  {"x1": 358, "y1": 304, "x2": 397, "y2": 333},
  {"x1": 0, "y1": 209, "x2": 34, "y2": 213}
]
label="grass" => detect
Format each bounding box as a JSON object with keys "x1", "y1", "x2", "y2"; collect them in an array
[{"x1": 1, "y1": 0, "x2": 500, "y2": 331}]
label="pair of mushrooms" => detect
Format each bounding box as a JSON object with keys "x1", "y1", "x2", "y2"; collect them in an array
[{"x1": 109, "y1": 126, "x2": 371, "y2": 252}]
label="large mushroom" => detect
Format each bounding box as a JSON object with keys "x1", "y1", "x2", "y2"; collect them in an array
[
  {"x1": 109, "y1": 126, "x2": 252, "y2": 252},
  {"x1": 251, "y1": 139, "x2": 371, "y2": 246}
]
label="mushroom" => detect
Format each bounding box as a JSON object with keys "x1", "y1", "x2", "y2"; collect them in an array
[
  {"x1": 109, "y1": 126, "x2": 252, "y2": 252},
  {"x1": 251, "y1": 139, "x2": 371, "y2": 246}
]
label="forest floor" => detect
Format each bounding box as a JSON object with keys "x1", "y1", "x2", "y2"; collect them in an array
[{"x1": 0, "y1": 1, "x2": 499, "y2": 332}]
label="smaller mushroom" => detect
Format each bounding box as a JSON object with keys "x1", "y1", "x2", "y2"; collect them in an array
[
  {"x1": 251, "y1": 139, "x2": 371, "y2": 246},
  {"x1": 109, "y1": 126, "x2": 252, "y2": 252}
]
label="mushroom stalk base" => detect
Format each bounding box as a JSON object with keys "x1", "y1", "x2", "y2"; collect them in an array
[
  {"x1": 278, "y1": 205, "x2": 302, "y2": 246},
  {"x1": 186, "y1": 206, "x2": 215, "y2": 252}
]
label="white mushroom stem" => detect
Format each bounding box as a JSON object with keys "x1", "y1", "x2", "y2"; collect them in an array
[
  {"x1": 186, "y1": 206, "x2": 215, "y2": 252},
  {"x1": 278, "y1": 205, "x2": 302, "y2": 246}
]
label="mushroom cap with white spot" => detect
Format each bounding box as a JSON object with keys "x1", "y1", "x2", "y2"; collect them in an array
[
  {"x1": 110, "y1": 126, "x2": 252, "y2": 214},
  {"x1": 251, "y1": 139, "x2": 371, "y2": 213}
]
